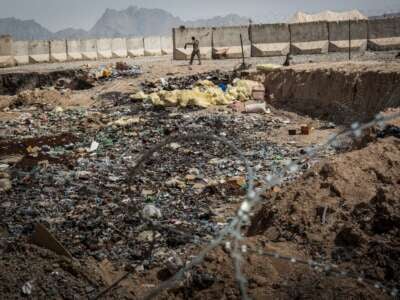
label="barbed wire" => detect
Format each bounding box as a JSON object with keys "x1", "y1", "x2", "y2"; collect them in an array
[{"x1": 122, "y1": 111, "x2": 400, "y2": 299}]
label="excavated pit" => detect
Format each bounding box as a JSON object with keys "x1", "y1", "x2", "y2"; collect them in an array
[
  {"x1": 263, "y1": 63, "x2": 400, "y2": 124},
  {"x1": 0, "y1": 69, "x2": 93, "y2": 95}
]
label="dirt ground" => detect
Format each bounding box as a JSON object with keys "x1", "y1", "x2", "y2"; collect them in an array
[{"x1": 0, "y1": 54, "x2": 399, "y2": 299}]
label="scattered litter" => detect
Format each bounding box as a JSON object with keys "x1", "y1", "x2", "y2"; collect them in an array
[{"x1": 92, "y1": 63, "x2": 142, "y2": 80}]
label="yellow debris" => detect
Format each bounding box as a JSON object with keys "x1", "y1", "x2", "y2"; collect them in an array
[
  {"x1": 108, "y1": 116, "x2": 141, "y2": 127},
  {"x1": 130, "y1": 91, "x2": 147, "y2": 101},
  {"x1": 256, "y1": 64, "x2": 281, "y2": 72},
  {"x1": 143, "y1": 79, "x2": 262, "y2": 108}
]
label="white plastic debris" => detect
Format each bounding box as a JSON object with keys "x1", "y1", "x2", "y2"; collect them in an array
[
  {"x1": 245, "y1": 102, "x2": 268, "y2": 114},
  {"x1": 0, "y1": 164, "x2": 9, "y2": 171},
  {"x1": 88, "y1": 141, "x2": 99, "y2": 152},
  {"x1": 160, "y1": 78, "x2": 168, "y2": 87},
  {"x1": 169, "y1": 143, "x2": 181, "y2": 150},
  {"x1": 21, "y1": 281, "x2": 33, "y2": 295},
  {"x1": 142, "y1": 204, "x2": 162, "y2": 219}
]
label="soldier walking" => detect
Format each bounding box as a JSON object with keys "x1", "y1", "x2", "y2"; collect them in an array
[{"x1": 185, "y1": 36, "x2": 201, "y2": 65}]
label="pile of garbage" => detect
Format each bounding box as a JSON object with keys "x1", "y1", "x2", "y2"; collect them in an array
[
  {"x1": 91, "y1": 62, "x2": 142, "y2": 80},
  {"x1": 141, "y1": 71, "x2": 234, "y2": 94},
  {"x1": 133, "y1": 79, "x2": 265, "y2": 109}
]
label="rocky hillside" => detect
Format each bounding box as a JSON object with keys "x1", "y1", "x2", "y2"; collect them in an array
[
  {"x1": 0, "y1": 17, "x2": 52, "y2": 40},
  {"x1": 0, "y1": 6, "x2": 249, "y2": 40},
  {"x1": 89, "y1": 6, "x2": 181, "y2": 37}
]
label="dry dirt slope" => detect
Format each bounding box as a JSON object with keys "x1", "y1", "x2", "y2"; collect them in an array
[{"x1": 246, "y1": 136, "x2": 400, "y2": 298}]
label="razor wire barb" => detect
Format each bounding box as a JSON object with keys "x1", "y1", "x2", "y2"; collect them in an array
[{"x1": 124, "y1": 112, "x2": 400, "y2": 300}]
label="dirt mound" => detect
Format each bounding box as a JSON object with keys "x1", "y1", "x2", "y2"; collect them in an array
[{"x1": 249, "y1": 137, "x2": 400, "y2": 293}]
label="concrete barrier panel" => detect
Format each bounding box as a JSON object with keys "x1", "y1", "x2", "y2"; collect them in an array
[
  {"x1": 290, "y1": 21, "x2": 329, "y2": 54},
  {"x1": 67, "y1": 40, "x2": 82, "y2": 61},
  {"x1": 161, "y1": 36, "x2": 173, "y2": 55},
  {"x1": 368, "y1": 17, "x2": 400, "y2": 51},
  {"x1": 0, "y1": 35, "x2": 15, "y2": 67},
  {"x1": 97, "y1": 38, "x2": 112, "y2": 59},
  {"x1": 144, "y1": 36, "x2": 162, "y2": 56},
  {"x1": 251, "y1": 23, "x2": 290, "y2": 57},
  {"x1": 173, "y1": 27, "x2": 212, "y2": 60},
  {"x1": 127, "y1": 37, "x2": 144, "y2": 57},
  {"x1": 112, "y1": 38, "x2": 127, "y2": 58},
  {"x1": 80, "y1": 39, "x2": 98, "y2": 60},
  {"x1": 50, "y1": 40, "x2": 67, "y2": 62},
  {"x1": 12, "y1": 40, "x2": 29, "y2": 65},
  {"x1": 212, "y1": 26, "x2": 250, "y2": 59},
  {"x1": 29, "y1": 40, "x2": 50, "y2": 63},
  {"x1": 329, "y1": 20, "x2": 368, "y2": 52}
]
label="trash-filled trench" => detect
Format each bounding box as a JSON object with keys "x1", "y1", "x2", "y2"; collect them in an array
[{"x1": 0, "y1": 61, "x2": 399, "y2": 299}]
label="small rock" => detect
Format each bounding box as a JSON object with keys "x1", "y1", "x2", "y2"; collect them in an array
[
  {"x1": 265, "y1": 227, "x2": 280, "y2": 241},
  {"x1": 75, "y1": 171, "x2": 92, "y2": 180},
  {"x1": 141, "y1": 189, "x2": 155, "y2": 197},
  {"x1": 165, "y1": 177, "x2": 186, "y2": 189},
  {"x1": 137, "y1": 230, "x2": 159, "y2": 242},
  {"x1": 0, "y1": 178, "x2": 12, "y2": 192},
  {"x1": 169, "y1": 143, "x2": 181, "y2": 150},
  {"x1": 250, "y1": 275, "x2": 268, "y2": 286},
  {"x1": 0, "y1": 172, "x2": 10, "y2": 179},
  {"x1": 142, "y1": 204, "x2": 162, "y2": 219},
  {"x1": 41, "y1": 145, "x2": 51, "y2": 152},
  {"x1": 166, "y1": 253, "x2": 183, "y2": 274}
]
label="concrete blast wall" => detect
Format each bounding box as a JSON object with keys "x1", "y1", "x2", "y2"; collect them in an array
[
  {"x1": 173, "y1": 27, "x2": 212, "y2": 60},
  {"x1": 0, "y1": 35, "x2": 14, "y2": 67},
  {"x1": 251, "y1": 23, "x2": 290, "y2": 57},
  {"x1": 80, "y1": 39, "x2": 98, "y2": 60},
  {"x1": 12, "y1": 40, "x2": 29, "y2": 65},
  {"x1": 161, "y1": 36, "x2": 173, "y2": 55},
  {"x1": 328, "y1": 20, "x2": 368, "y2": 52},
  {"x1": 29, "y1": 40, "x2": 50, "y2": 63},
  {"x1": 127, "y1": 37, "x2": 144, "y2": 57},
  {"x1": 67, "y1": 40, "x2": 82, "y2": 61},
  {"x1": 50, "y1": 40, "x2": 67, "y2": 62},
  {"x1": 368, "y1": 17, "x2": 400, "y2": 51},
  {"x1": 212, "y1": 26, "x2": 250, "y2": 59},
  {"x1": 111, "y1": 38, "x2": 127, "y2": 58},
  {"x1": 290, "y1": 21, "x2": 329, "y2": 54},
  {"x1": 97, "y1": 38, "x2": 112, "y2": 59},
  {"x1": 144, "y1": 36, "x2": 162, "y2": 56}
]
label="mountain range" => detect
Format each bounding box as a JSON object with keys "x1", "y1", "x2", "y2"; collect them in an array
[{"x1": 0, "y1": 6, "x2": 249, "y2": 40}]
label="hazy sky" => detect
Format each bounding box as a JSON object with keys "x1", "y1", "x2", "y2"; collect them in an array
[{"x1": 1, "y1": 0, "x2": 400, "y2": 31}]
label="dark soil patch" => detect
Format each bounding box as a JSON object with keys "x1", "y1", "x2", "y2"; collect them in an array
[{"x1": 0, "y1": 133, "x2": 79, "y2": 170}]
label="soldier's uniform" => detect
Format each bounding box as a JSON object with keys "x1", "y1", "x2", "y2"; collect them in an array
[{"x1": 186, "y1": 39, "x2": 201, "y2": 65}]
